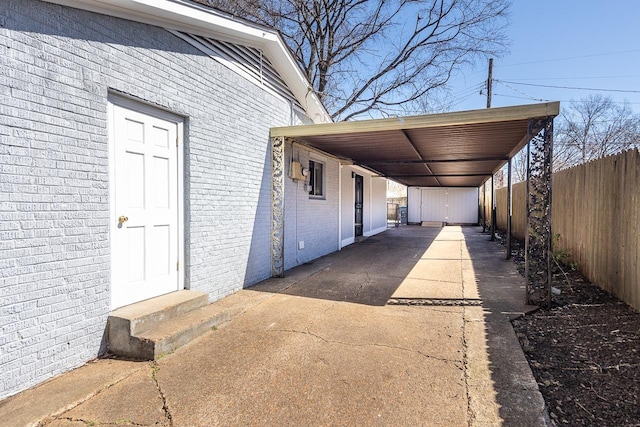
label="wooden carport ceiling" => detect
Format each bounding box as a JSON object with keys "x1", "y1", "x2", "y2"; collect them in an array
[{"x1": 271, "y1": 102, "x2": 560, "y2": 187}]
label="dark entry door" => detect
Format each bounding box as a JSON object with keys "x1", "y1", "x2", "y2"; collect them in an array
[{"x1": 355, "y1": 174, "x2": 363, "y2": 237}]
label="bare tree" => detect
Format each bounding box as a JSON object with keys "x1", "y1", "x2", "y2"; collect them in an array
[
  {"x1": 554, "y1": 95, "x2": 640, "y2": 170},
  {"x1": 506, "y1": 95, "x2": 640, "y2": 183},
  {"x1": 202, "y1": 0, "x2": 509, "y2": 120}
]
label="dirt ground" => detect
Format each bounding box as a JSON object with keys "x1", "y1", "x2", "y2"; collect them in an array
[{"x1": 496, "y1": 233, "x2": 640, "y2": 426}]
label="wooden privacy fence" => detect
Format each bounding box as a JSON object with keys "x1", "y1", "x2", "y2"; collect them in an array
[{"x1": 496, "y1": 149, "x2": 640, "y2": 311}]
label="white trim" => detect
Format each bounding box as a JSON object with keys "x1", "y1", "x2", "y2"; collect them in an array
[
  {"x1": 108, "y1": 92, "x2": 185, "y2": 123},
  {"x1": 353, "y1": 172, "x2": 359, "y2": 237},
  {"x1": 341, "y1": 237, "x2": 355, "y2": 248},
  {"x1": 348, "y1": 164, "x2": 380, "y2": 177},
  {"x1": 107, "y1": 94, "x2": 185, "y2": 309},
  {"x1": 308, "y1": 159, "x2": 326, "y2": 199},
  {"x1": 176, "y1": 120, "x2": 185, "y2": 292},
  {"x1": 338, "y1": 164, "x2": 342, "y2": 251},
  {"x1": 368, "y1": 175, "x2": 373, "y2": 233},
  {"x1": 364, "y1": 226, "x2": 387, "y2": 237},
  {"x1": 107, "y1": 100, "x2": 116, "y2": 309}
]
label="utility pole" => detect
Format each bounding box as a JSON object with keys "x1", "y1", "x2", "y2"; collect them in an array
[
  {"x1": 486, "y1": 58, "x2": 495, "y2": 240},
  {"x1": 486, "y1": 58, "x2": 493, "y2": 108}
]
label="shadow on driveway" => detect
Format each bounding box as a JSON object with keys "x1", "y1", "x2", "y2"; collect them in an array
[
  {"x1": 5, "y1": 226, "x2": 549, "y2": 426},
  {"x1": 247, "y1": 225, "x2": 548, "y2": 425}
]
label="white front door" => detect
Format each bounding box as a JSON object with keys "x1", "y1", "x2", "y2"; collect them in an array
[{"x1": 110, "y1": 99, "x2": 183, "y2": 309}]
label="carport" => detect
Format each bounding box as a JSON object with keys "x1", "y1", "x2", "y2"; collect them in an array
[{"x1": 270, "y1": 102, "x2": 559, "y2": 305}]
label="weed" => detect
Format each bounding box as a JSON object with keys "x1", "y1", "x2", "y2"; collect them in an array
[
  {"x1": 552, "y1": 234, "x2": 578, "y2": 271},
  {"x1": 150, "y1": 361, "x2": 160, "y2": 380}
]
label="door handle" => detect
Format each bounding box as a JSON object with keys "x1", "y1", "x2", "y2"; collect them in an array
[{"x1": 118, "y1": 215, "x2": 129, "y2": 224}]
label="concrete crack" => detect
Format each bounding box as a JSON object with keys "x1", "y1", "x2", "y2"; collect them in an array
[
  {"x1": 45, "y1": 416, "x2": 150, "y2": 426},
  {"x1": 150, "y1": 362, "x2": 173, "y2": 426},
  {"x1": 460, "y1": 244, "x2": 475, "y2": 427},
  {"x1": 262, "y1": 327, "x2": 462, "y2": 365}
]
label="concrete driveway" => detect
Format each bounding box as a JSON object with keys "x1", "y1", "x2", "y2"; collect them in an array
[{"x1": 2, "y1": 226, "x2": 549, "y2": 426}]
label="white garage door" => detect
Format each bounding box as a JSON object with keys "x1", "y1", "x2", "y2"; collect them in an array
[
  {"x1": 420, "y1": 187, "x2": 478, "y2": 224},
  {"x1": 421, "y1": 188, "x2": 448, "y2": 222}
]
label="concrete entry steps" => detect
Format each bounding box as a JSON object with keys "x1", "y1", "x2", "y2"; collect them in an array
[{"x1": 107, "y1": 290, "x2": 233, "y2": 360}]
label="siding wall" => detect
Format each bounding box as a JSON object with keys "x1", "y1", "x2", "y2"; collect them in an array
[
  {"x1": 0, "y1": 0, "x2": 310, "y2": 398},
  {"x1": 338, "y1": 166, "x2": 388, "y2": 246},
  {"x1": 369, "y1": 177, "x2": 388, "y2": 234}
]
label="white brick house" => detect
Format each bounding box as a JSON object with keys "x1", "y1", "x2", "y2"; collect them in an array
[{"x1": 0, "y1": 0, "x2": 388, "y2": 399}]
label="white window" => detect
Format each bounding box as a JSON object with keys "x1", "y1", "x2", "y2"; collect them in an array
[{"x1": 308, "y1": 160, "x2": 324, "y2": 197}]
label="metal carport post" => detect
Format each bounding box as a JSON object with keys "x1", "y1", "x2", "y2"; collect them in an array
[
  {"x1": 524, "y1": 117, "x2": 554, "y2": 307},
  {"x1": 271, "y1": 136, "x2": 285, "y2": 278},
  {"x1": 269, "y1": 102, "x2": 559, "y2": 306}
]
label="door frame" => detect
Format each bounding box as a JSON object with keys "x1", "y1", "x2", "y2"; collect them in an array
[
  {"x1": 354, "y1": 173, "x2": 364, "y2": 237},
  {"x1": 107, "y1": 94, "x2": 185, "y2": 309}
]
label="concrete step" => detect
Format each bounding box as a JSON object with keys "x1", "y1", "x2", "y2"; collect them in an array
[
  {"x1": 137, "y1": 303, "x2": 236, "y2": 359},
  {"x1": 421, "y1": 221, "x2": 444, "y2": 227},
  {"x1": 108, "y1": 290, "x2": 229, "y2": 360}
]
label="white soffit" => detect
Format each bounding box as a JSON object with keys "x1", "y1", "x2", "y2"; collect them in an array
[{"x1": 43, "y1": 0, "x2": 331, "y2": 124}]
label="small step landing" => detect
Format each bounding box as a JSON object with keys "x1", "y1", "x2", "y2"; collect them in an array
[
  {"x1": 421, "y1": 221, "x2": 444, "y2": 227},
  {"x1": 108, "y1": 290, "x2": 232, "y2": 360}
]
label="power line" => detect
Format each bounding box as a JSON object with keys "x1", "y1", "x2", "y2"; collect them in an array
[
  {"x1": 493, "y1": 93, "x2": 640, "y2": 106},
  {"x1": 496, "y1": 80, "x2": 640, "y2": 94},
  {"x1": 448, "y1": 82, "x2": 484, "y2": 98},
  {"x1": 496, "y1": 49, "x2": 640, "y2": 68},
  {"x1": 495, "y1": 80, "x2": 543, "y2": 102},
  {"x1": 503, "y1": 74, "x2": 640, "y2": 81}
]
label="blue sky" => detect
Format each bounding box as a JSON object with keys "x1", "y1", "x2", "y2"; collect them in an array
[{"x1": 446, "y1": 0, "x2": 640, "y2": 113}]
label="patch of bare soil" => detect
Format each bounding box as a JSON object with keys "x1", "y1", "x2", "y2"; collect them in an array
[{"x1": 497, "y1": 233, "x2": 640, "y2": 426}]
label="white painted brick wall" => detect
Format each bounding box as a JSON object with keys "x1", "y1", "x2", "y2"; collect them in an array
[
  {"x1": 0, "y1": 0, "x2": 312, "y2": 399},
  {"x1": 284, "y1": 145, "x2": 340, "y2": 270}
]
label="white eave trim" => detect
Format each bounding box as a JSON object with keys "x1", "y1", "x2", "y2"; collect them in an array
[{"x1": 43, "y1": 0, "x2": 331, "y2": 124}]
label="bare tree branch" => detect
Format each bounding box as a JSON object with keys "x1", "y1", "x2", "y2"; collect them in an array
[
  {"x1": 555, "y1": 95, "x2": 640, "y2": 170},
  {"x1": 201, "y1": 0, "x2": 509, "y2": 120},
  {"x1": 509, "y1": 94, "x2": 640, "y2": 182}
]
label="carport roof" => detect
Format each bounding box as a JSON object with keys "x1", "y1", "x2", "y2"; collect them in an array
[{"x1": 271, "y1": 102, "x2": 560, "y2": 187}]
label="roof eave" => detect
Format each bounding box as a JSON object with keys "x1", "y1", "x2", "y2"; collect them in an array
[
  {"x1": 271, "y1": 101, "x2": 559, "y2": 138},
  {"x1": 43, "y1": 0, "x2": 332, "y2": 124}
]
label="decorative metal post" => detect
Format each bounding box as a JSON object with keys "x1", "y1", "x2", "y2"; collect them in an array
[
  {"x1": 524, "y1": 118, "x2": 554, "y2": 306},
  {"x1": 506, "y1": 158, "x2": 512, "y2": 260},
  {"x1": 271, "y1": 136, "x2": 285, "y2": 277}
]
